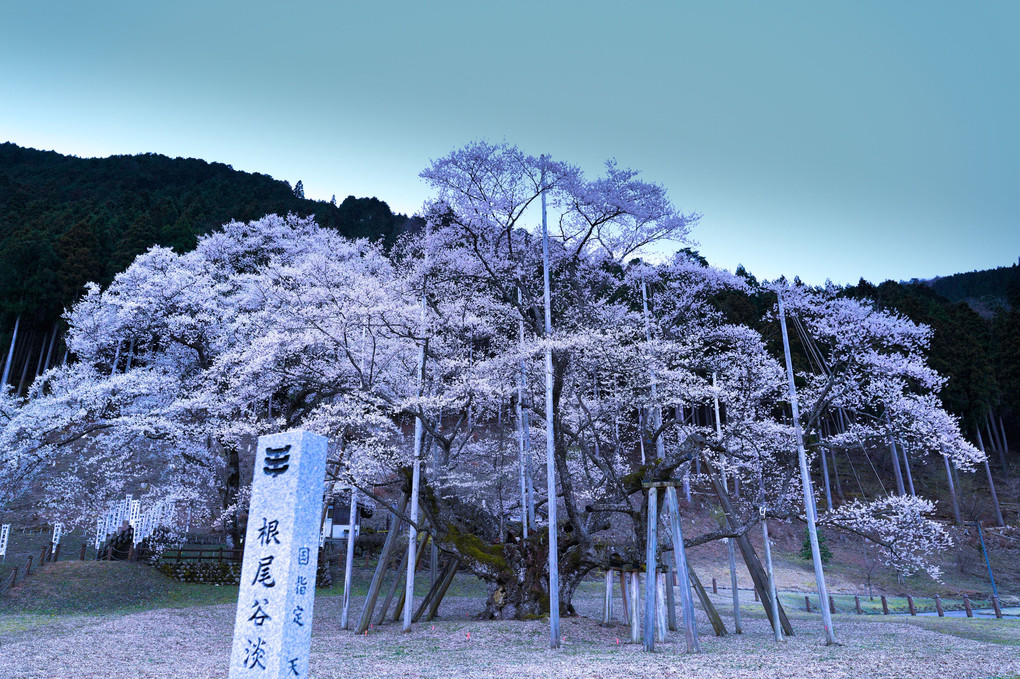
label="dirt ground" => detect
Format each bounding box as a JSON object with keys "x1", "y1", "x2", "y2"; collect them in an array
[{"x1": 1, "y1": 577, "x2": 1018, "y2": 679}]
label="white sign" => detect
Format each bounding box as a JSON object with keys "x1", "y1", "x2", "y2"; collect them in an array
[
  {"x1": 52, "y1": 522, "x2": 63, "y2": 546},
  {"x1": 95, "y1": 517, "x2": 105, "y2": 550},
  {"x1": 0, "y1": 524, "x2": 9, "y2": 557},
  {"x1": 228, "y1": 430, "x2": 327, "y2": 679}
]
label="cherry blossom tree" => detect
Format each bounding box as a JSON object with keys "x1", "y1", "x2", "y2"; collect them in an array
[{"x1": 0, "y1": 142, "x2": 987, "y2": 625}]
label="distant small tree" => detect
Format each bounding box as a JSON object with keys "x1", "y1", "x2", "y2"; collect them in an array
[
  {"x1": 293, "y1": 180, "x2": 305, "y2": 199},
  {"x1": 802, "y1": 528, "x2": 832, "y2": 564}
]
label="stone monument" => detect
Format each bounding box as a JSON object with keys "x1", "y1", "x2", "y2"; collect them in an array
[{"x1": 228, "y1": 430, "x2": 328, "y2": 678}]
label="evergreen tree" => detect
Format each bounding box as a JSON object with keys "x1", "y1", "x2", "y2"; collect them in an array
[{"x1": 801, "y1": 528, "x2": 832, "y2": 564}]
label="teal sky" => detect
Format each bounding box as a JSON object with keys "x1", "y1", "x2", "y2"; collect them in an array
[{"x1": 3, "y1": 1, "x2": 1018, "y2": 285}]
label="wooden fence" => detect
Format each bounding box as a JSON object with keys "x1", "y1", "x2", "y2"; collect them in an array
[{"x1": 160, "y1": 546, "x2": 243, "y2": 564}]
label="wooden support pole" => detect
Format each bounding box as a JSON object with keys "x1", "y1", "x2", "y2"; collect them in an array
[
  {"x1": 829, "y1": 596, "x2": 836, "y2": 614},
  {"x1": 705, "y1": 460, "x2": 794, "y2": 637},
  {"x1": 412, "y1": 558, "x2": 454, "y2": 623},
  {"x1": 643, "y1": 487, "x2": 658, "y2": 652},
  {"x1": 805, "y1": 596, "x2": 812, "y2": 612},
  {"x1": 340, "y1": 492, "x2": 359, "y2": 630},
  {"x1": 712, "y1": 577, "x2": 717, "y2": 594},
  {"x1": 356, "y1": 494, "x2": 407, "y2": 634},
  {"x1": 664, "y1": 486, "x2": 701, "y2": 652},
  {"x1": 942, "y1": 454, "x2": 963, "y2": 526},
  {"x1": 988, "y1": 411, "x2": 1010, "y2": 480},
  {"x1": 880, "y1": 596, "x2": 889, "y2": 614},
  {"x1": 688, "y1": 565, "x2": 727, "y2": 637},
  {"x1": 963, "y1": 596, "x2": 973, "y2": 617},
  {"x1": 619, "y1": 571, "x2": 630, "y2": 625},
  {"x1": 603, "y1": 570, "x2": 613, "y2": 624},
  {"x1": 655, "y1": 572, "x2": 667, "y2": 643},
  {"x1": 854, "y1": 595, "x2": 862, "y2": 614},
  {"x1": 907, "y1": 596, "x2": 916, "y2": 616},
  {"x1": 976, "y1": 430, "x2": 1005, "y2": 527},
  {"x1": 761, "y1": 512, "x2": 783, "y2": 642},
  {"x1": 394, "y1": 534, "x2": 430, "y2": 621},
  {"x1": 377, "y1": 538, "x2": 410, "y2": 624},
  {"x1": 935, "y1": 594, "x2": 944, "y2": 617},
  {"x1": 423, "y1": 559, "x2": 459, "y2": 622},
  {"x1": 992, "y1": 597, "x2": 1003, "y2": 619},
  {"x1": 754, "y1": 587, "x2": 759, "y2": 602},
  {"x1": 665, "y1": 565, "x2": 677, "y2": 632},
  {"x1": 728, "y1": 538, "x2": 742, "y2": 634},
  {"x1": 79, "y1": 543, "x2": 86, "y2": 561},
  {"x1": 629, "y1": 571, "x2": 640, "y2": 644}
]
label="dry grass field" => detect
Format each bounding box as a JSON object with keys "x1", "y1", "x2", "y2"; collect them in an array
[{"x1": 0, "y1": 561, "x2": 1017, "y2": 679}]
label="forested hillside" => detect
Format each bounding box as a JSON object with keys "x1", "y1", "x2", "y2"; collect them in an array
[
  {"x1": 839, "y1": 278, "x2": 1020, "y2": 444},
  {"x1": 928, "y1": 262, "x2": 1020, "y2": 314},
  {"x1": 0, "y1": 143, "x2": 421, "y2": 392}
]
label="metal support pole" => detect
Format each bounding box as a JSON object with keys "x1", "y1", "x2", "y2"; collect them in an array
[{"x1": 778, "y1": 291, "x2": 836, "y2": 645}]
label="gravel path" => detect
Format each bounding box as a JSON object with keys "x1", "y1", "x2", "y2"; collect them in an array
[{"x1": 1, "y1": 586, "x2": 1018, "y2": 678}]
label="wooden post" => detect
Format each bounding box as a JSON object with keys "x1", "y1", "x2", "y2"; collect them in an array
[
  {"x1": 643, "y1": 488, "x2": 658, "y2": 652},
  {"x1": 25, "y1": 555, "x2": 32, "y2": 576},
  {"x1": 79, "y1": 544, "x2": 86, "y2": 561},
  {"x1": 907, "y1": 595, "x2": 916, "y2": 616},
  {"x1": 854, "y1": 595, "x2": 862, "y2": 614},
  {"x1": 942, "y1": 454, "x2": 963, "y2": 526},
  {"x1": 619, "y1": 571, "x2": 630, "y2": 625},
  {"x1": 603, "y1": 570, "x2": 614, "y2": 624},
  {"x1": 963, "y1": 596, "x2": 973, "y2": 617},
  {"x1": 412, "y1": 558, "x2": 454, "y2": 623},
  {"x1": 393, "y1": 534, "x2": 430, "y2": 621},
  {"x1": 655, "y1": 571, "x2": 667, "y2": 642},
  {"x1": 754, "y1": 587, "x2": 759, "y2": 602},
  {"x1": 706, "y1": 459, "x2": 794, "y2": 637},
  {"x1": 688, "y1": 565, "x2": 727, "y2": 637},
  {"x1": 881, "y1": 596, "x2": 889, "y2": 615},
  {"x1": 992, "y1": 597, "x2": 1003, "y2": 619},
  {"x1": 829, "y1": 596, "x2": 836, "y2": 614},
  {"x1": 423, "y1": 559, "x2": 459, "y2": 622},
  {"x1": 805, "y1": 596, "x2": 812, "y2": 612},
  {"x1": 340, "y1": 492, "x2": 358, "y2": 630},
  {"x1": 665, "y1": 565, "x2": 677, "y2": 632},
  {"x1": 712, "y1": 577, "x2": 717, "y2": 594},
  {"x1": 377, "y1": 539, "x2": 410, "y2": 624},
  {"x1": 629, "y1": 571, "x2": 640, "y2": 644},
  {"x1": 761, "y1": 511, "x2": 783, "y2": 642},
  {"x1": 664, "y1": 485, "x2": 701, "y2": 652},
  {"x1": 935, "y1": 594, "x2": 944, "y2": 617},
  {"x1": 976, "y1": 429, "x2": 1005, "y2": 527},
  {"x1": 356, "y1": 495, "x2": 408, "y2": 634}
]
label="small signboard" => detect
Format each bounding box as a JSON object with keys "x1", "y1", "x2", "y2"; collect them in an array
[{"x1": 0, "y1": 524, "x2": 10, "y2": 558}]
